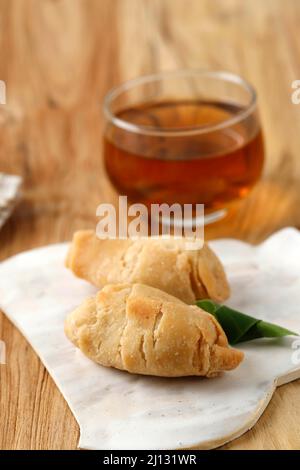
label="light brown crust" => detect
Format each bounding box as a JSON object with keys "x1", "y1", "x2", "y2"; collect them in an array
[
  {"x1": 65, "y1": 283, "x2": 243, "y2": 377},
  {"x1": 66, "y1": 231, "x2": 230, "y2": 303}
]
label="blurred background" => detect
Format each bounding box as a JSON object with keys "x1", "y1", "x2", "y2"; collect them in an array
[
  {"x1": 0, "y1": 0, "x2": 300, "y2": 449},
  {"x1": 0, "y1": 0, "x2": 300, "y2": 255}
]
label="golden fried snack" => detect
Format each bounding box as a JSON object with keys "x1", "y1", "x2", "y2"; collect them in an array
[
  {"x1": 66, "y1": 231, "x2": 230, "y2": 303},
  {"x1": 65, "y1": 283, "x2": 243, "y2": 378}
]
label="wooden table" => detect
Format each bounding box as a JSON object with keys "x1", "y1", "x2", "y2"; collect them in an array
[{"x1": 0, "y1": 0, "x2": 300, "y2": 450}]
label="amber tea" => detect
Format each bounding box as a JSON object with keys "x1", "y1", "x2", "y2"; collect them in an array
[{"x1": 103, "y1": 71, "x2": 264, "y2": 221}]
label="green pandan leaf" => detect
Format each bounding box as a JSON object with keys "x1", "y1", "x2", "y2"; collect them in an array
[{"x1": 196, "y1": 299, "x2": 298, "y2": 345}]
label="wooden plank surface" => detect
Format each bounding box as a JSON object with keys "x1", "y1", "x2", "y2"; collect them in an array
[{"x1": 0, "y1": 0, "x2": 300, "y2": 450}]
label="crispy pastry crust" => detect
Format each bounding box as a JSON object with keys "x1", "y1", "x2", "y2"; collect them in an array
[
  {"x1": 65, "y1": 283, "x2": 243, "y2": 377},
  {"x1": 66, "y1": 231, "x2": 230, "y2": 304}
]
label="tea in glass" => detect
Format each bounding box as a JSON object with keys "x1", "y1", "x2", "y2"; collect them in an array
[{"x1": 103, "y1": 70, "x2": 264, "y2": 223}]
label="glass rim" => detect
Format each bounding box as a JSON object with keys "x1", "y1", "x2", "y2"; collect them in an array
[{"x1": 103, "y1": 69, "x2": 257, "y2": 137}]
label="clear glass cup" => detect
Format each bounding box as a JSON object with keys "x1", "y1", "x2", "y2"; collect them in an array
[{"x1": 103, "y1": 69, "x2": 264, "y2": 224}]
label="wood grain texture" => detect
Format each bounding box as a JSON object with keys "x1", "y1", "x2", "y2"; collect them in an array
[{"x1": 0, "y1": 0, "x2": 300, "y2": 450}]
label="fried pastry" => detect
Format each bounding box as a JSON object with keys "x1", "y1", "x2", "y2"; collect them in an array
[
  {"x1": 65, "y1": 283, "x2": 243, "y2": 377},
  {"x1": 66, "y1": 231, "x2": 230, "y2": 303}
]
